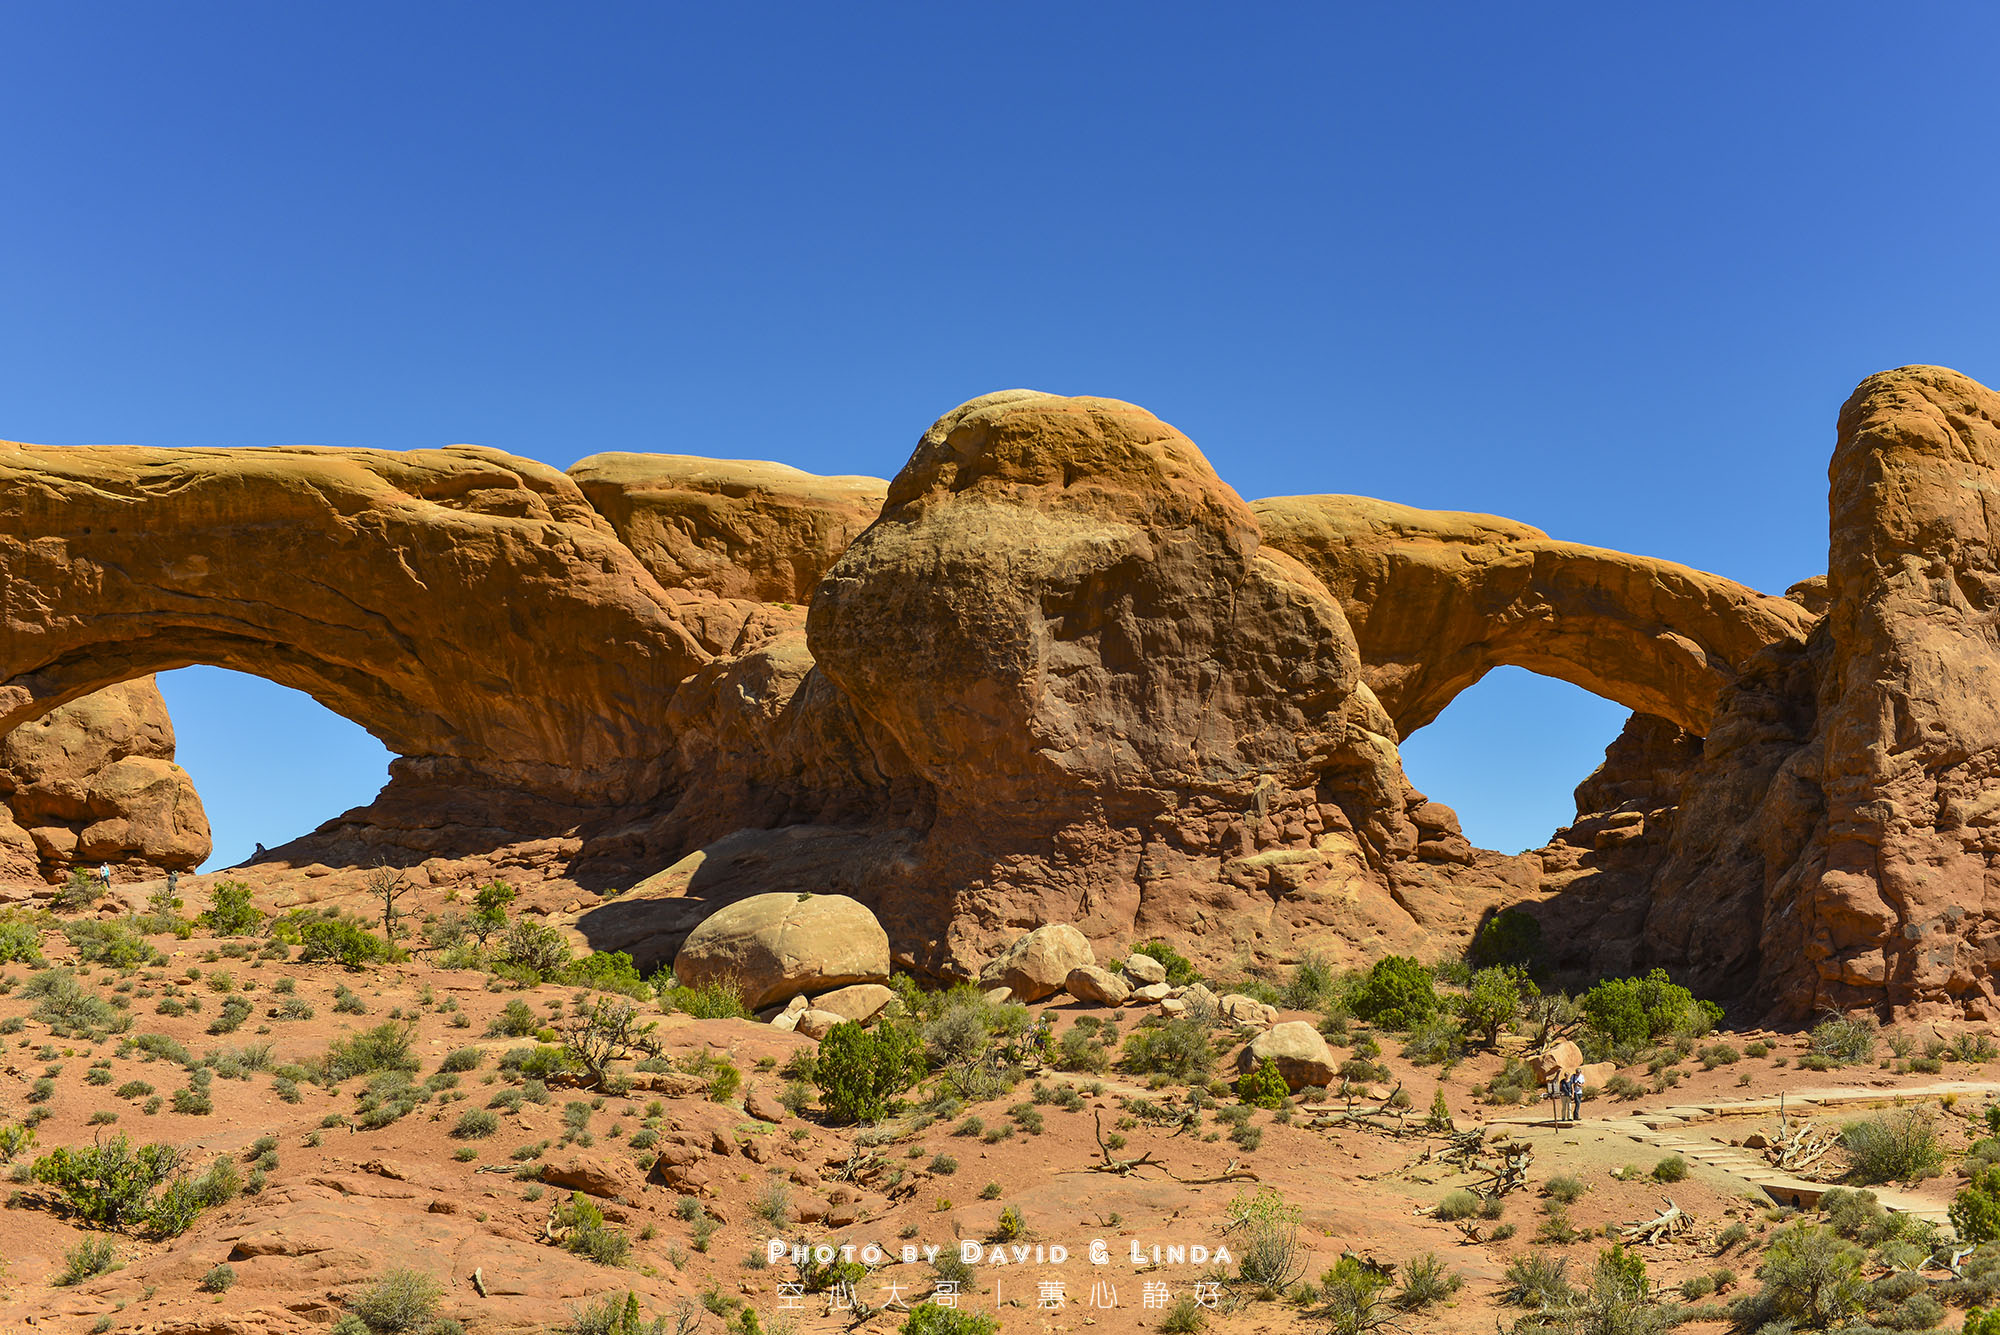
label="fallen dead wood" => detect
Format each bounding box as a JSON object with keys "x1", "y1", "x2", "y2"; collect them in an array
[{"x1": 1621, "y1": 1197, "x2": 1692, "y2": 1244}]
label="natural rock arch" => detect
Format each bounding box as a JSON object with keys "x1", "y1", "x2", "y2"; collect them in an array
[
  {"x1": 1252, "y1": 494, "x2": 1814, "y2": 739},
  {"x1": 0, "y1": 439, "x2": 712, "y2": 803}
]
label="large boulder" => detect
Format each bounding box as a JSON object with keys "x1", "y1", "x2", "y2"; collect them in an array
[
  {"x1": 1064, "y1": 965, "x2": 1130, "y2": 1007},
  {"x1": 810, "y1": 983, "x2": 895, "y2": 1024},
  {"x1": 979, "y1": 924, "x2": 1095, "y2": 1002},
  {"x1": 1238, "y1": 1021, "x2": 1339, "y2": 1091},
  {"x1": 0, "y1": 677, "x2": 210, "y2": 883},
  {"x1": 674, "y1": 892, "x2": 889, "y2": 1010}
]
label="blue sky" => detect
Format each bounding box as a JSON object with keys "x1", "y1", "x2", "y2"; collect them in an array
[{"x1": 4, "y1": 4, "x2": 1996, "y2": 868}]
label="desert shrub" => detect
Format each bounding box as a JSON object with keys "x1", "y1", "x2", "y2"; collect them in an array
[
  {"x1": 317, "y1": 1022, "x2": 419, "y2": 1083},
  {"x1": 1699, "y1": 1042, "x2": 1740, "y2": 1068},
  {"x1": 922, "y1": 990, "x2": 1029, "y2": 1100},
  {"x1": 1280, "y1": 951, "x2": 1340, "y2": 1010},
  {"x1": 1053, "y1": 1022, "x2": 1114, "y2": 1073},
  {"x1": 1435, "y1": 1188, "x2": 1481, "y2": 1221},
  {"x1": 1651, "y1": 1154, "x2": 1687, "y2": 1183},
  {"x1": 57, "y1": 1234, "x2": 118, "y2": 1285},
  {"x1": 1502, "y1": 1251, "x2": 1574, "y2": 1308},
  {"x1": 1842, "y1": 1109, "x2": 1942, "y2": 1184},
  {"x1": 566, "y1": 1292, "x2": 687, "y2": 1335},
  {"x1": 1731, "y1": 1222, "x2": 1867, "y2": 1331},
  {"x1": 296, "y1": 915, "x2": 398, "y2": 968},
  {"x1": 1454, "y1": 966, "x2": 1531, "y2": 1046},
  {"x1": 0, "y1": 913, "x2": 45, "y2": 964},
  {"x1": 1235, "y1": 1056, "x2": 1288, "y2": 1109},
  {"x1": 1811, "y1": 1013, "x2": 1880, "y2": 1065},
  {"x1": 1543, "y1": 1173, "x2": 1588, "y2": 1204},
  {"x1": 453, "y1": 1109, "x2": 499, "y2": 1139},
  {"x1": 815, "y1": 1020, "x2": 925, "y2": 1123},
  {"x1": 554, "y1": 1191, "x2": 631, "y2": 1266},
  {"x1": 656, "y1": 979, "x2": 749, "y2": 1020},
  {"x1": 1120, "y1": 1016, "x2": 1215, "y2": 1082},
  {"x1": 32, "y1": 1135, "x2": 234, "y2": 1236},
  {"x1": 1230, "y1": 1187, "x2": 1304, "y2": 1295},
  {"x1": 53, "y1": 867, "x2": 104, "y2": 912},
  {"x1": 198, "y1": 881, "x2": 264, "y2": 936},
  {"x1": 207, "y1": 996, "x2": 253, "y2": 1034},
  {"x1": 1157, "y1": 1295, "x2": 1205, "y2": 1334},
  {"x1": 27, "y1": 970, "x2": 127, "y2": 1039},
  {"x1": 1956, "y1": 1164, "x2": 2000, "y2": 1243},
  {"x1": 202, "y1": 1262, "x2": 237, "y2": 1292},
  {"x1": 1396, "y1": 1251, "x2": 1462, "y2": 1310},
  {"x1": 487, "y1": 999, "x2": 538, "y2": 1037},
  {"x1": 1132, "y1": 941, "x2": 1201, "y2": 987},
  {"x1": 901, "y1": 1304, "x2": 997, "y2": 1335},
  {"x1": 1469, "y1": 906, "x2": 1544, "y2": 971},
  {"x1": 1317, "y1": 1255, "x2": 1393, "y2": 1334},
  {"x1": 64, "y1": 919, "x2": 158, "y2": 969},
  {"x1": 1577, "y1": 968, "x2": 1717, "y2": 1057},
  {"x1": 439, "y1": 1047, "x2": 482, "y2": 1073},
  {"x1": 498, "y1": 919, "x2": 573, "y2": 980},
  {"x1": 1347, "y1": 956, "x2": 1437, "y2": 1031},
  {"x1": 561, "y1": 950, "x2": 648, "y2": 999},
  {"x1": 346, "y1": 1266, "x2": 443, "y2": 1331}
]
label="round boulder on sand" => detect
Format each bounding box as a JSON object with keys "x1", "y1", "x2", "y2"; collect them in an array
[
  {"x1": 1218, "y1": 993, "x2": 1278, "y2": 1028},
  {"x1": 1065, "y1": 965, "x2": 1130, "y2": 1006},
  {"x1": 1238, "y1": 1020, "x2": 1339, "y2": 1091},
  {"x1": 1122, "y1": 952, "x2": 1167, "y2": 986},
  {"x1": 978, "y1": 924, "x2": 1094, "y2": 1003},
  {"x1": 674, "y1": 892, "x2": 889, "y2": 1011},
  {"x1": 812, "y1": 983, "x2": 896, "y2": 1024},
  {"x1": 795, "y1": 1008, "x2": 847, "y2": 1040}
]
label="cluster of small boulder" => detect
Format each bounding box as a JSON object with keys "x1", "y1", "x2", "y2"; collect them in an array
[{"x1": 672, "y1": 893, "x2": 1347, "y2": 1094}]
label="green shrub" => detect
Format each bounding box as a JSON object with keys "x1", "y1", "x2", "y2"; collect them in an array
[
  {"x1": 901, "y1": 1304, "x2": 998, "y2": 1335},
  {"x1": 487, "y1": 999, "x2": 538, "y2": 1037},
  {"x1": 1434, "y1": 1189, "x2": 1481, "y2": 1221},
  {"x1": 27, "y1": 970, "x2": 127, "y2": 1039},
  {"x1": 198, "y1": 881, "x2": 264, "y2": 936},
  {"x1": 657, "y1": 980, "x2": 748, "y2": 1020},
  {"x1": 453, "y1": 1109, "x2": 499, "y2": 1139},
  {"x1": 560, "y1": 951, "x2": 649, "y2": 998},
  {"x1": 53, "y1": 867, "x2": 104, "y2": 912},
  {"x1": 439, "y1": 1047, "x2": 483, "y2": 1073},
  {"x1": 296, "y1": 916, "x2": 397, "y2": 968},
  {"x1": 1279, "y1": 952, "x2": 1339, "y2": 1010},
  {"x1": 1502, "y1": 1251, "x2": 1573, "y2": 1308},
  {"x1": 1317, "y1": 1254, "x2": 1392, "y2": 1332},
  {"x1": 499, "y1": 919, "x2": 573, "y2": 980},
  {"x1": 1396, "y1": 1251, "x2": 1462, "y2": 1310},
  {"x1": 31, "y1": 1134, "x2": 233, "y2": 1236},
  {"x1": 1956, "y1": 1164, "x2": 2000, "y2": 1243},
  {"x1": 1347, "y1": 956, "x2": 1437, "y2": 1031},
  {"x1": 553, "y1": 1191, "x2": 631, "y2": 1266},
  {"x1": 202, "y1": 1262, "x2": 237, "y2": 1292},
  {"x1": 1577, "y1": 968, "x2": 1717, "y2": 1056},
  {"x1": 1842, "y1": 1109, "x2": 1942, "y2": 1185},
  {"x1": 1453, "y1": 966, "x2": 1529, "y2": 1046},
  {"x1": 1732, "y1": 1222, "x2": 1867, "y2": 1330},
  {"x1": 1469, "y1": 907, "x2": 1543, "y2": 970},
  {"x1": 0, "y1": 914, "x2": 45, "y2": 964},
  {"x1": 317, "y1": 1022, "x2": 419, "y2": 1083},
  {"x1": 56, "y1": 1234, "x2": 118, "y2": 1285},
  {"x1": 64, "y1": 920, "x2": 158, "y2": 969},
  {"x1": 815, "y1": 1020, "x2": 924, "y2": 1123},
  {"x1": 1235, "y1": 1056, "x2": 1288, "y2": 1109},
  {"x1": 1543, "y1": 1173, "x2": 1587, "y2": 1204},
  {"x1": 1811, "y1": 1013, "x2": 1880, "y2": 1065},
  {"x1": 1120, "y1": 1016, "x2": 1215, "y2": 1082},
  {"x1": 1651, "y1": 1154, "x2": 1687, "y2": 1183},
  {"x1": 346, "y1": 1267, "x2": 443, "y2": 1331}
]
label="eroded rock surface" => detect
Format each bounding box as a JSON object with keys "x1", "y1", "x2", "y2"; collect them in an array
[{"x1": 0, "y1": 677, "x2": 209, "y2": 882}]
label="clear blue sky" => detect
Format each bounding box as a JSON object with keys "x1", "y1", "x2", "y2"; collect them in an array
[{"x1": 4, "y1": 4, "x2": 1995, "y2": 868}]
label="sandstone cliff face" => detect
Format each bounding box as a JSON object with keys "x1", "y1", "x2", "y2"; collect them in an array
[
  {"x1": 0, "y1": 677, "x2": 209, "y2": 882},
  {"x1": 569, "y1": 453, "x2": 886, "y2": 605},
  {"x1": 21, "y1": 370, "x2": 2000, "y2": 1019},
  {"x1": 805, "y1": 390, "x2": 1450, "y2": 973}
]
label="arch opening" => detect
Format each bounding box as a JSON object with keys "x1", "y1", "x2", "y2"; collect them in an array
[
  {"x1": 155, "y1": 666, "x2": 394, "y2": 872},
  {"x1": 1395, "y1": 665, "x2": 1634, "y2": 855}
]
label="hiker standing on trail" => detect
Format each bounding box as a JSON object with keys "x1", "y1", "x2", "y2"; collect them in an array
[
  {"x1": 1566, "y1": 1071, "x2": 1584, "y2": 1120},
  {"x1": 98, "y1": 862, "x2": 111, "y2": 891}
]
